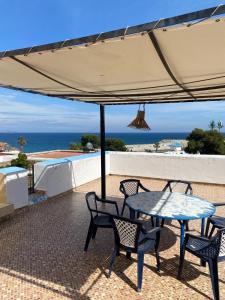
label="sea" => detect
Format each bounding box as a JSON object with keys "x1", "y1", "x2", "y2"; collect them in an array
[{"x1": 0, "y1": 132, "x2": 190, "y2": 153}]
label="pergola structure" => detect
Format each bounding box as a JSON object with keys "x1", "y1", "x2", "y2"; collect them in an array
[{"x1": 1, "y1": 5, "x2": 225, "y2": 198}]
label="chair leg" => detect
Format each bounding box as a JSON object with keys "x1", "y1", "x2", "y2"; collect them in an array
[
  {"x1": 155, "y1": 231, "x2": 160, "y2": 272},
  {"x1": 84, "y1": 221, "x2": 93, "y2": 251},
  {"x1": 178, "y1": 248, "x2": 186, "y2": 279},
  {"x1": 92, "y1": 226, "x2": 98, "y2": 239},
  {"x1": 209, "y1": 225, "x2": 216, "y2": 239},
  {"x1": 155, "y1": 249, "x2": 160, "y2": 272},
  {"x1": 208, "y1": 259, "x2": 220, "y2": 300},
  {"x1": 201, "y1": 259, "x2": 206, "y2": 267},
  {"x1": 151, "y1": 216, "x2": 154, "y2": 227},
  {"x1": 108, "y1": 247, "x2": 118, "y2": 277},
  {"x1": 121, "y1": 201, "x2": 126, "y2": 215},
  {"x1": 186, "y1": 221, "x2": 190, "y2": 232},
  {"x1": 137, "y1": 252, "x2": 144, "y2": 292},
  {"x1": 200, "y1": 220, "x2": 207, "y2": 266},
  {"x1": 205, "y1": 219, "x2": 211, "y2": 237},
  {"x1": 129, "y1": 208, "x2": 136, "y2": 220}
]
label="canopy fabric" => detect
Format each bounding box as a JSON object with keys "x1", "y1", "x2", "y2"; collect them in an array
[{"x1": 1, "y1": 6, "x2": 225, "y2": 105}]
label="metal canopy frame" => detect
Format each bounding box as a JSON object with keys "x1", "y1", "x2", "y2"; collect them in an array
[
  {"x1": 1, "y1": 5, "x2": 225, "y2": 198},
  {"x1": 0, "y1": 6, "x2": 225, "y2": 106},
  {"x1": 0, "y1": 5, "x2": 225, "y2": 59}
]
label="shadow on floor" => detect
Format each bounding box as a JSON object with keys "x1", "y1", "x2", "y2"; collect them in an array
[
  {"x1": 109, "y1": 253, "x2": 214, "y2": 299},
  {"x1": 145, "y1": 255, "x2": 216, "y2": 300},
  {"x1": 0, "y1": 193, "x2": 113, "y2": 299}
]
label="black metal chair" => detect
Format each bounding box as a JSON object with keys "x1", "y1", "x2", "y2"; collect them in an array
[
  {"x1": 205, "y1": 202, "x2": 225, "y2": 238},
  {"x1": 162, "y1": 180, "x2": 193, "y2": 229},
  {"x1": 84, "y1": 192, "x2": 119, "y2": 251},
  {"x1": 119, "y1": 179, "x2": 150, "y2": 216},
  {"x1": 162, "y1": 180, "x2": 193, "y2": 195},
  {"x1": 178, "y1": 229, "x2": 225, "y2": 300},
  {"x1": 108, "y1": 215, "x2": 160, "y2": 292}
]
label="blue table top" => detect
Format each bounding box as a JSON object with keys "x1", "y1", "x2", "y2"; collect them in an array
[{"x1": 126, "y1": 191, "x2": 215, "y2": 220}]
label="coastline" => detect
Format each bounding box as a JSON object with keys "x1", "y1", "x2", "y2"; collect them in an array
[
  {"x1": 0, "y1": 132, "x2": 190, "y2": 153},
  {"x1": 126, "y1": 139, "x2": 188, "y2": 152}
]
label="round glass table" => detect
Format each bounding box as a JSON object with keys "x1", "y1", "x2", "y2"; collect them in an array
[{"x1": 126, "y1": 191, "x2": 215, "y2": 263}]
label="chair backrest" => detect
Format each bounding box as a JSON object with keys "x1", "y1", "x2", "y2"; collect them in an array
[
  {"x1": 112, "y1": 215, "x2": 142, "y2": 252},
  {"x1": 85, "y1": 192, "x2": 101, "y2": 220},
  {"x1": 119, "y1": 179, "x2": 141, "y2": 199},
  {"x1": 218, "y1": 228, "x2": 225, "y2": 258},
  {"x1": 198, "y1": 228, "x2": 225, "y2": 260},
  {"x1": 163, "y1": 180, "x2": 193, "y2": 195}
]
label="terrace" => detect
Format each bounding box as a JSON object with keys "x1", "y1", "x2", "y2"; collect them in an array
[
  {"x1": 29, "y1": 150, "x2": 85, "y2": 160},
  {"x1": 0, "y1": 183, "x2": 224, "y2": 300},
  {"x1": 0, "y1": 152, "x2": 225, "y2": 299}
]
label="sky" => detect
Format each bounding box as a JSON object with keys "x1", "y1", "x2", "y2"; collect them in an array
[{"x1": 0, "y1": 0, "x2": 225, "y2": 133}]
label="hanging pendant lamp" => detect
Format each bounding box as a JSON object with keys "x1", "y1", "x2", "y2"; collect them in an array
[{"x1": 127, "y1": 104, "x2": 151, "y2": 131}]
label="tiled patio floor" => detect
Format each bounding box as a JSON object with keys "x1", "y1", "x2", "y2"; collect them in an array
[
  {"x1": 76, "y1": 175, "x2": 225, "y2": 204},
  {"x1": 0, "y1": 177, "x2": 225, "y2": 299}
]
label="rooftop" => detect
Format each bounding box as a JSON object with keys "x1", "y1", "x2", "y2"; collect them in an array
[
  {"x1": 29, "y1": 150, "x2": 85, "y2": 160},
  {"x1": 0, "y1": 175, "x2": 224, "y2": 300}
]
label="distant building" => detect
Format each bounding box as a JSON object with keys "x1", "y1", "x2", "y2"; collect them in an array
[
  {"x1": 169, "y1": 141, "x2": 182, "y2": 152},
  {"x1": 0, "y1": 142, "x2": 9, "y2": 152}
]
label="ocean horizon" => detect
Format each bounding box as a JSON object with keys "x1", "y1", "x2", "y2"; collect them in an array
[{"x1": 0, "y1": 132, "x2": 192, "y2": 153}]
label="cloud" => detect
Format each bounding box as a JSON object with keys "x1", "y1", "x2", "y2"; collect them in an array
[
  {"x1": 1, "y1": 90, "x2": 225, "y2": 132},
  {"x1": 151, "y1": 101, "x2": 225, "y2": 114},
  {"x1": 0, "y1": 94, "x2": 99, "y2": 132}
]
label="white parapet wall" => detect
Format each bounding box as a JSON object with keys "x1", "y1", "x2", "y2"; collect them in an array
[
  {"x1": 34, "y1": 152, "x2": 110, "y2": 197},
  {"x1": 0, "y1": 154, "x2": 17, "y2": 165},
  {"x1": 1, "y1": 152, "x2": 224, "y2": 208},
  {"x1": 34, "y1": 151, "x2": 225, "y2": 198},
  {"x1": 0, "y1": 167, "x2": 29, "y2": 209},
  {"x1": 109, "y1": 152, "x2": 225, "y2": 185}
]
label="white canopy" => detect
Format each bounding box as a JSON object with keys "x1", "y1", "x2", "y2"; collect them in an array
[{"x1": 1, "y1": 5, "x2": 225, "y2": 105}]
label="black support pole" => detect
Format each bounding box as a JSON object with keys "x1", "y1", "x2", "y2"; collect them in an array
[{"x1": 100, "y1": 104, "x2": 106, "y2": 199}]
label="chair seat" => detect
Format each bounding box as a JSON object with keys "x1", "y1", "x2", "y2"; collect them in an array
[
  {"x1": 209, "y1": 216, "x2": 225, "y2": 228},
  {"x1": 138, "y1": 232, "x2": 156, "y2": 252},
  {"x1": 93, "y1": 215, "x2": 112, "y2": 227},
  {"x1": 186, "y1": 237, "x2": 210, "y2": 252}
]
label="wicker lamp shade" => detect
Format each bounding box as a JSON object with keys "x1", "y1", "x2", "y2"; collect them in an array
[{"x1": 127, "y1": 105, "x2": 151, "y2": 131}]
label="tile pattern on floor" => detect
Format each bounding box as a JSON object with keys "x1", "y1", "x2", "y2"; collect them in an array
[{"x1": 0, "y1": 180, "x2": 224, "y2": 299}]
